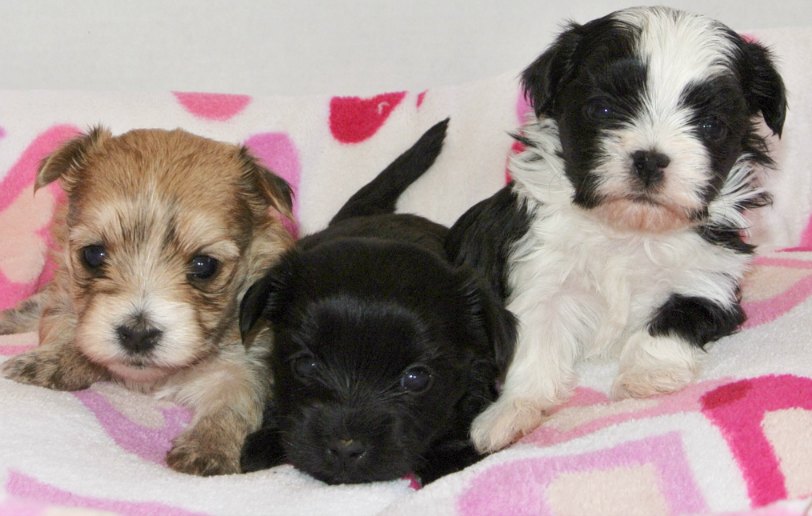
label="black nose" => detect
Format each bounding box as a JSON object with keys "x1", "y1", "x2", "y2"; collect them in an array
[
  {"x1": 632, "y1": 150, "x2": 670, "y2": 187},
  {"x1": 326, "y1": 438, "x2": 367, "y2": 463},
  {"x1": 116, "y1": 324, "x2": 162, "y2": 354}
]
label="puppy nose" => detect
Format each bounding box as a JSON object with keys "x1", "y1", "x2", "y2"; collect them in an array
[
  {"x1": 632, "y1": 150, "x2": 670, "y2": 187},
  {"x1": 116, "y1": 325, "x2": 162, "y2": 354},
  {"x1": 326, "y1": 438, "x2": 367, "y2": 462}
]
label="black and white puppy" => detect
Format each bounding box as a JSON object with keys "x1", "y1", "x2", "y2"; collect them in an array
[
  {"x1": 446, "y1": 6, "x2": 787, "y2": 453},
  {"x1": 239, "y1": 120, "x2": 516, "y2": 485}
]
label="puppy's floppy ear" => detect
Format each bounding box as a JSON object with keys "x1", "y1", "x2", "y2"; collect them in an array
[
  {"x1": 35, "y1": 125, "x2": 111, "y2": 192},
  {"x1": 458, "y1": 271, "x2": 517, "y2": 374},
  {"x1": 739, "y1": 38, "x2": 788, "y2": 137},
  {"x1": 521, "y1": 22, "x2": 583, "y2": 118},
  {"x1": 238, "y1": 147, "x2": 294, "y2": 219},
  {"x1": 239, "y1": 252, "x2": 297, "y2": 344}
]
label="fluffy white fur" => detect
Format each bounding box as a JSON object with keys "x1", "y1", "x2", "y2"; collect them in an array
[{"x1": 471, "y1": 117, "x2": 755, "y2": 452}]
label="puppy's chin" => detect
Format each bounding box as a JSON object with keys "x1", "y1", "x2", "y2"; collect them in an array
[
  {"x1": 105, "y1": 362, "x2": 173, "y2": 384},
  {"x1": 585, "y1": 198, "x2": 697, "y2": 234}
]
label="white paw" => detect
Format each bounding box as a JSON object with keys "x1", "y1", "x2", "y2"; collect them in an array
[
  {"x1": 612, "y1": 365, "x2": 695, "y2": 399},
  {"x1": 471, "y1": 397, "x2": 548, "y2": 453},
  {"x1": 614, "y1": 332, "x2": 699, "y2": 399}
]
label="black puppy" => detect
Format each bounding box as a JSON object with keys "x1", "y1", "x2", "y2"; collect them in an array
[{"x1": 238, "y1": 119, "x2": 516, "y2": 485}]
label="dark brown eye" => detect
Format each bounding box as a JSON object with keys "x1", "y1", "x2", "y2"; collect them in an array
[
  {"x1": 400, "y1": 366, "x2": 433, "y2": 393},
  {"x1": 188, "y1": 255, "x2": 219, "y2": 281},
  {"x1": 699, "y1": 116, "x2": 728, "y2": 142},
  {"x1": 584, "y1": 98, "x2": 615, "y2": 121},
  {"x1": 81, "y1": 245, "x2": 107, "y2": 269},
  {"x1": 292, "y1": 354, "x2": 319, "y2": 379}
]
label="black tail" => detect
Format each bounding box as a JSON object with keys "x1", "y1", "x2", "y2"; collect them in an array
[{"x1": 329, "y1": 118, "x2": 449, "y2": 225}]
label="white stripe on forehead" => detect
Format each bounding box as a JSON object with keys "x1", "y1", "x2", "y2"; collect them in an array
[{"x1": 612, "y1": 7, "x2": 738, "y2": 110}]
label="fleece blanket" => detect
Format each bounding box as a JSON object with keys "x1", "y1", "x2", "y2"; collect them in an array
[{"x1": 1, "y1": 26, "x2": 812, "y2": 516}]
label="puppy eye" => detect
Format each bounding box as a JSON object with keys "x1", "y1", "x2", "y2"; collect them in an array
[
  {"x1": 188, "y1": 255, "x2": 220, "y2": 281},
  {"x1": 292, "y1": 354, "x2": 319, "y2": 379},
  {"x1": 698, "y1": 116, "x2": 728, "y2": 142},
  {"x1": 400, "y1": 366, "x2": 433, "y2": 393},
  {"x1": 584, "y1": 98, "x2": 615, "y2": 121},
  {"x1": 81, "y1": 245, "x2": 107, "y2": 269}
]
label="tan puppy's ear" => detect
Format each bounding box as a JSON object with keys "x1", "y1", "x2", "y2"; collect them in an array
[
  {"x1": 35, "y1": 126, "x2": 111, "y2": 192},
  {"x1": 238, "y1": 147, "x2": 294, "y2": 219}
]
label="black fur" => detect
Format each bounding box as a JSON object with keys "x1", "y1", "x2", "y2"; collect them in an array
[
  {"x1": 239, "y1": 119, "x2": 517, "y2": 485},
  {"x1": 648, "y1": 293, "x2": 746, "y2": 348},
  {"x1": 519, "y1": 8, "x2": 785, "y2": 217},
  {"x1": 447, "y1": 8, "x2": 787, "y2": 357},
  {"x1": 445, "y1": 185, "x2": 533, "y2": 301}
]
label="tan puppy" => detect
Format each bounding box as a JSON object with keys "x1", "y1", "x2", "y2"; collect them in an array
[{"x1": 0, "y1": 127, "x2": 294, "y2": 475}]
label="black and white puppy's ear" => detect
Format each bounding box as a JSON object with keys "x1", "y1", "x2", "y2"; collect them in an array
[
  {"x1": 739, "y1": 39, "x2": 788, "y2": 137},
  {"x1": 521, "y1": 22, "x2": 583, "y2": 118},
  {"x1": 239, "y1": 253, "x2": 297, "y2": 345},
  {"x1": 458, "y1": 271, "x2": 517, "y2": 375}
]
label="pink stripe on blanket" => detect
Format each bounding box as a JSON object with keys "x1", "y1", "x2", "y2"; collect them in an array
[
  {"x1": 74, "y1": 389, "x2": 190, "y2": 465},
  {"x1": 741, "y1": 255, "x2": 812, "y2": 328},
  {"x1": 6, "y1": 471, "x2": 207, "y2": 516},
  {"x1": 459, "y1": 432, "x2": 706, "y2": 516},
  {"x1": 701, "y1": 375, "x2": 812, "y2": 507},
  {"x1": 742, "y1": 274, "x2": 812, "y2": 328},
  {"x1": 173, "y1": 92, "x2": 252, "y2": 121},
  {"x1": 523, "y1": 379, "x2": 728, "y2": 447}
]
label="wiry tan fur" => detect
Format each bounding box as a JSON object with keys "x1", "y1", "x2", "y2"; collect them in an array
[{"x1": 0, "y1": 127, "x2": 293, "y2": 476}]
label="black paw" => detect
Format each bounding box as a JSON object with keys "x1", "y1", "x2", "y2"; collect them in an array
[{"x1": 240, "y1": 426, "x2": 287, "y2": 473}]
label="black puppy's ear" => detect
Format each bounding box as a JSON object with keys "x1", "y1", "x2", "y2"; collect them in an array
[
  {"x1": 458, "y1": 272, "x2": 517, "y2": 374},
  {"x1": 739, "y1": 38, "x2": 787, "y2": 137},
  {"x1": 239, "y1": 254, "x2": 296, "y2": 344},
  {"x1": 521, "y1": 23, "x2": 583, "y2": 118}
]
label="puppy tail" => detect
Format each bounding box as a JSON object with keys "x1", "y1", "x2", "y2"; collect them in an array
[{"x1": 329, "y1": 118, "x2": 449, "y2": 224}]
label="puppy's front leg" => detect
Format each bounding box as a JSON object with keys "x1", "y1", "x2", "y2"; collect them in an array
[
  {"x1": 2, "y1": 301, "x2": 109, "y2": 390},
  {"x1": 471, "y1": 298, "x2": 586, "y2": 453},
  {"x1": 240, "y1": 406, "x2": 286, "y2": 473},
  {"x1": 613, "y1": 294, "x2": 742, "y2": 398},
  {"x1": 166, "y1": 345, "x2": 267, "y2": 476},
  {"x1": 418, "y1": 439, "x2": 482, "y2": 484}
]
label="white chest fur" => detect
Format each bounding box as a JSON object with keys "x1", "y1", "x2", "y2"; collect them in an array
[{"x1": 507, "y1": 192, "x2": 749, "y2": 359}]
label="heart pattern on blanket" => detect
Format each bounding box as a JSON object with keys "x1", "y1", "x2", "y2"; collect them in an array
[
  {"x1": 0, "y1": 125, "x2": 78, "y2": 310},
  {"x1": 174, "y1": 92, "x2": 252, "y2": 121},
  {"x1": 329, "y1": 92, "x2": 406, "y2": 144},
  {"x1": 243, "y1": 131, "x2": 301, "y2": 237}
]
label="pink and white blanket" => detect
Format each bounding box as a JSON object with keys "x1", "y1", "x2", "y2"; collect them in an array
[{"x1": 1, "y1": 26, "x2": 811, "y2": 516}]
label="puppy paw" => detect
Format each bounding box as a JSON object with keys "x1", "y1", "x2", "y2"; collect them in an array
[
  {"x1": 470, "y1": 397, "x2": 547, "y2": 453},
  {"x1": 614, "y1": 333, "x2": 699, "y2": 399},
  {"x1": 1, "y1": 348, "x2": 96, "y2": 391},
  {"x1": 167, "y1": 430, "x2": 240, "y2": 476},
  {"x1": 612, "y1": 366, "x2": 695, "y2": 399},
  {"x1": 240, "y1": 426, "x2": 286, "y2": 473}
]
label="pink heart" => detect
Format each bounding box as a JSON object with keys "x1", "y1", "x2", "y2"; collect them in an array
[
  {"x1": 173, "y1": 92, "x2": 252, "y2": 121},
  {"x1": 329, "y1": 92, "x2": 406, "y2": 144},
  {"x1": 243, "y1": 132, "x2": 301, "y2": 237}
]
